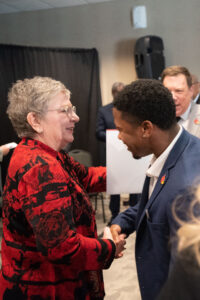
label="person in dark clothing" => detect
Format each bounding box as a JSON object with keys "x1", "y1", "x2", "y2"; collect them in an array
[
  {"x1": 96, "y1": 82, "x2": 139, "y2": 224},
  {"x1": 0, "y1": 144, "x2": 10, "y2": 215}
]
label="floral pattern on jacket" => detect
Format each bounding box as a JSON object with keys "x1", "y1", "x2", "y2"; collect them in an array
[{"x1": 0, "y1": 138, "x2": 115, "y2": 300}]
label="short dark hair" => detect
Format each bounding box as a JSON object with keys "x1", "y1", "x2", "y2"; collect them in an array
[
  {"x1": 161, "y1": 65, "x2": 192, "y2": 87},
  {"x1": 113, "y1": 79, "x2": 176, "y2": 130}
]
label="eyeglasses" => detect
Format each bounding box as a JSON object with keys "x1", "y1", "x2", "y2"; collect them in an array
[{"x1": 47, "y1": 105, "x2": 77, "y2": 116}]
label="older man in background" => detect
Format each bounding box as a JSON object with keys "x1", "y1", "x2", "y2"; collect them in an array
[{"x1": 161, "y1": 65, "x2": 200, "y2": 138}]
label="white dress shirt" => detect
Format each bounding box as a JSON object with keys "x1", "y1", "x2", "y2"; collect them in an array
[
  {"x1": 178, "y1": 103, "x2": 191, "y2": 126},
  {"x1": 146, "y1": 125, "x2": 182, "y2": 198}
]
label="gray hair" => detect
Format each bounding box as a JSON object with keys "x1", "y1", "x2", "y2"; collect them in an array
[
  {"x1": 111, "y1": 82, "x2": 124, "y2": 95},
  {"x1": 7, "y1": 76, "x2": 70, "y2": 138}
]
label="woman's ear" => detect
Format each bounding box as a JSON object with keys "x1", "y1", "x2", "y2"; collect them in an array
[{"x1": 27, "y1": 112, "x2": 43, "y2": 134}]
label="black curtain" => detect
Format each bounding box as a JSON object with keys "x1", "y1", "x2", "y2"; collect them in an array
[{"x1": 0, "y1": 44, "x2": 102, "y2": 183}]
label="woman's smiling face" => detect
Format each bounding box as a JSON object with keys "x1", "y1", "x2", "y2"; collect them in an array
[{"x1": 35, "y1": 91, "x2": 80, "y2": 151}]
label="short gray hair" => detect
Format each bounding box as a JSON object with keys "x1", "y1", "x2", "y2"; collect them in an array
[
  {"x1": 7, "y1": 76, "x2": 70, "y2": 138},
  {"x1": 111, "y1": 82, "x2": 124, "y2": 95}
]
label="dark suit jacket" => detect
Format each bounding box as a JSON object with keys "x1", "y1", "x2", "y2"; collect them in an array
[
  {"x1": 113, "y1": 129, "x2": 200, "y2": 300},
  {"x1": 96, "y1": 103, "x2": 116, "y2": 142}
]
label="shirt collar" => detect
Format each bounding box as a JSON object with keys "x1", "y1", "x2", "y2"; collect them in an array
[
  {"x1": 146, "y1": 125, "x2": 182, "y2": 179},
  {"x1": 180, "y1": 103, "x2": 192, "y2": 121}
]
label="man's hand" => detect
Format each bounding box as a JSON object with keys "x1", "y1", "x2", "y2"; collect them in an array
[
  {"x1": 108, "y1": 224, "x2": 126, "y2": 258},
  {"x1": 110, "y1": 224, "x2": 122, "y2": 243}
]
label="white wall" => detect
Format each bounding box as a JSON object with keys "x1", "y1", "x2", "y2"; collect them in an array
[{"x1": 0, "y1": 0, "x2": 200, "y2": 104}]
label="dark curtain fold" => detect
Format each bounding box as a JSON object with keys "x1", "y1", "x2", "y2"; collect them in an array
[{"x1": 0, "y1": 44, "x2": 102, "y2": 183}]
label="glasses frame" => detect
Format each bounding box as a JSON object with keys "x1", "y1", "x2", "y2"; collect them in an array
[{"x1": 47, "y1": 105, "x2": 77, "y2": 116}]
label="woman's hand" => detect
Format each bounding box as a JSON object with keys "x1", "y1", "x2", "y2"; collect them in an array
[
  {"x1": 0, "y1": 144, "x2": 10, "y2": 156},
  {"x1": 103, "y1": 226, "x2": 126, "y2": 258}
]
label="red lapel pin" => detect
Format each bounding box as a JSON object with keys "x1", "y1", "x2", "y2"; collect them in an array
[{"x1": 160, "y1": 175, "x2": 166, "y2": 184}]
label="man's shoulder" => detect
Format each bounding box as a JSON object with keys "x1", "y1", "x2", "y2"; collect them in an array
[
  {"x1": 188, "y1": 103, "x2": 200, "y2": 118},
  {"x1": 101, "y1": 102, "x2": 113, "y2": 110},
  {"x1": 169, "y1": 129, "x2": 200, "y2": 164},
  {"x1": 184, "y1": 104, "x2": 200, "y2": 138},
  {"x1": 180, "y1": 128, "x2": 200, "y2": 146}
]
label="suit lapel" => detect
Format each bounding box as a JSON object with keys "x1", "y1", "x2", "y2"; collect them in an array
[
  {"x1": 136, "y1": 176, "x2": 150, "y2": 222},
  {"x1": 136, "y1": 172, "x2": 169, "y2": 229},
  {"x1": 146, "y1": 170, "x2": 169, "y2": 209}
]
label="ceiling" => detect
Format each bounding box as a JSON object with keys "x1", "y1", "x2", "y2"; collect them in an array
[{"x1": 0, "y1": 0, "x2": 116, "y2": 14}]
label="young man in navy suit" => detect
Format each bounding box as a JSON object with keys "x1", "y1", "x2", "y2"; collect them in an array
[{"x1": 110, "y1": 79, "x2": 200, "y2": 300}]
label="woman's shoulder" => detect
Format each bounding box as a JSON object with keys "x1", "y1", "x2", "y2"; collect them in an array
[{"x1": 9, "y1": 139, "x2": 60, "y2": 177}]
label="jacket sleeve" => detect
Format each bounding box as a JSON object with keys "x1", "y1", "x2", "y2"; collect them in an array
[
  {"x1": 96, "y1": 107, "x2": 106, "y2": 142},
  {"x1": 18, "y1": 161, "x2": 115, "y2": 271},
  {"x1": 66, "y1": 154, "x2": 106, "y2": 193},
  {"x1": 111, "y1": 203, "x2": 139, "y2": 236}
]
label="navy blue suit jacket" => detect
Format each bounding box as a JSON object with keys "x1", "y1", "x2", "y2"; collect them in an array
[
  {"x1": 96, "y1": 103, "x2": 116, "y2": 142},
  {"x1": 113, "y1": 129, "x2": 200, "y2": 300}
]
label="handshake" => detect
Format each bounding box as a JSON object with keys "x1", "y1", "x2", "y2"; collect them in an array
[{"x1": 103, "y1": 225, "x2": 126, "y2": 258}]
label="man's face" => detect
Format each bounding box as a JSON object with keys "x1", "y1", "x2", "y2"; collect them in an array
[
  {"x1": 163, "y1": 74, "x2": 193, "y2": 117},
  {"x1": 113, "y1": 108, "x2": 151, "y2": 159}
]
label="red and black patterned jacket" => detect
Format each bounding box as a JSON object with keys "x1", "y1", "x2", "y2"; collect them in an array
[{"x1": 0, "y1": 138, "x2": 115, "y2": 300}]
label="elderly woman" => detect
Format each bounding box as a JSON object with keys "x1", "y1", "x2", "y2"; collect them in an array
[{"x1": 0, "y1": 77, "x2": 125, "y2": 300}]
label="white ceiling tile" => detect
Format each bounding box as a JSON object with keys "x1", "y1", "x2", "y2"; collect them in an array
[
  {"x1": 0, "y1": 0, "x2": 114, "y2": 14},
  {"x1": 41, "y1": 0, "x2": 87, "y2": 8},
  {"x1": 86, "y1": 0, "x2": 113, "y2": 3},
  {"x1": 0, "y1": 0, "x2": 23, "y2": 3},
  {"x1": 0, "y1": 3, "x2": 19, "y2": 13},
  {"x1": 5, "y1": 0, "x2": 51, "y2": 11}
]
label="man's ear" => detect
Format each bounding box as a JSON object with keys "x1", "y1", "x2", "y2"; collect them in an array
[
  {"x1": 27, "y1": 112, "x2": 43, "y2": 134},
  {"x1": 141, "y1": 120, "x2": 153, "y2": 138},
  {"x1": 190, "y1": 84, "x2": 194, "y2": 96},
  {"x1": 189, "y1": 85, "x2": 194, "y2": 99}
]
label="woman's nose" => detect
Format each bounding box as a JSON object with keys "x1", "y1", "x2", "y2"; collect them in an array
[{"x1": 71, "y1": 112, "x2": 80, "y2": 123}]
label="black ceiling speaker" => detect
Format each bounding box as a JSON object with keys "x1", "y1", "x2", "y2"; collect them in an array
[{"x1": 134, "y1": 35, "x2": 165, "y2": 80}]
